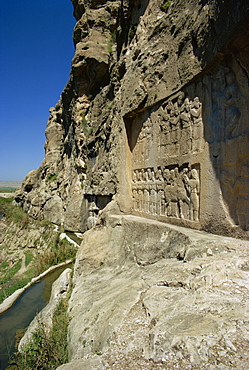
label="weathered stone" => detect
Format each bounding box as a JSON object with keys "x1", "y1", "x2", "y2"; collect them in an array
[
  {"x1": 62, "y1": 215, "x2": 249, "y2": 369},
  {"x1": 56, "y1": 356, "x2": 107, "y2": 370},
  {"x1": 15, "y1": 0, "x2": 249, "y2": 238}
]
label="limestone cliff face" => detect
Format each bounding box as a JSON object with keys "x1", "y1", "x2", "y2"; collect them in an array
[{"x1": 15, "y1": 0, "x2": 249, "y2": 237}]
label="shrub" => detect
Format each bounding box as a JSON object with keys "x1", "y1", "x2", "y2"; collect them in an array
[
  {"x1": 12, "y1": 298, "x2": 69, "y2": 369},
  {"x1": 35, "y1": 236, "x2": 77, "y2": 275}
]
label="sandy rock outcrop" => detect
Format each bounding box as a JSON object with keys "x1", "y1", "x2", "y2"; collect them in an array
[{"x1": 15, "y1": 0, "x2": 249, "y2": 237}]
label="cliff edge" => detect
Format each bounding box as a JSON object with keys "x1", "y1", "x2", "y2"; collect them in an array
[
  {"x1": 15, "y1": 0, "x2": 249, "y2": 238},
  {"x1": 14, "y1": 1, "x2": 249, "y2": 368}
]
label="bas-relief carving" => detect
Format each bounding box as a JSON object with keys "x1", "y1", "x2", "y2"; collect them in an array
[
  {"x1": 207, "y1": 61, "x2": 248, "y2": 231},
  {"x1": 132, "y1": 166, "x2": 200, "y2": 222},
  {"x1": 132, "y1": 118, "x2": 153, "y2": 167},
  {"x1": 128, "y1": 60, "x2": 248, "y2": 231},
  {"x1": 159, "y1": 96, "x2": 204, "y2": 159},
  {"x1": 210, "y1": 66, "x2": 242, "y2": 142},
  {"x1": 130, "y1": 93, "x2": 203, "y2": 222},
  {"x1": 221, "y1": 162, "x2": 249, "y2": 231},
  {"x1": 132, "y1": 94, "x2": 204, "y2": 169}
]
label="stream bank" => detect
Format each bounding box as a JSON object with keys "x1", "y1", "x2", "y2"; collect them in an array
[{"x1": 0, "y1": 263, "x2": 72, "y2": 370}]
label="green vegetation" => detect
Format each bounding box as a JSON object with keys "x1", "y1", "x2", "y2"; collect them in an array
[
  {"x1": 0, "y1": 260, "x2": 9, "y2": 270},
  {"x1": 81, "y1": 113, "x2": 94, "y2": 136},
  {"x1": 0, "y1": 277, "x2": 31, "y2": 304},
  {"x1": 107, "y1": 30, "x2": 116, "y2": 53},
  {"x1": 81, "y1": 112, "x2": 93, "y2": 135},
  {"x1": 0, "y1": 259, "x2": 22, "y2": 285},
  {"x1": 161, "y1": 0, "x2": 172, "y2": 12},
  {"x1": 25, "y1": 251, "x2": 33, "y2": 267},
  {"x1": 0, "y1": 198, "x2": 77, "y2": 304},
  {"x1": 105, "y1": 102, "x2": 113, "y2": 110},
  {"x1": 0, "y1": 188, "x2": 16, "y2": 193},
  {"x1": 11, "y1": 298, "x2": 69, "y2": 369},
  {"x1": 128, "y1": 24, "x2": 137, "y2": 42},
  {"x1": 36, "y1": 237, "x2": 77, "y2": 275},
  {"x1": 0, "y1": 236, "x2": 76, "y2": 304},
  {"x1": 47, "y1": 174, "x2": 58, "y2": 182},
  {"x1": 0, "y1": 197, "x2": 29, "y2": 227}
]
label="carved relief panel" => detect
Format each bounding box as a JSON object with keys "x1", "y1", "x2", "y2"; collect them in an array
[
  {"x1": 132, "y1": 165, "x2": 200, "y2": 222},
  {"x1": 159, "y1": 95, "x2": 204, "y2": 160},
  {"x1": 125, "y1": 55, "x2": 249, "y2": 233}
]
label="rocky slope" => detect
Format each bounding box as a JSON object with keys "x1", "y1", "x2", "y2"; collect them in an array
[
  {"x1": 57, "y1": 212, "x2": 249, "y2": 369},
  {"x1": 13, "y1": 0, "x2": 249, "y2": 369}
]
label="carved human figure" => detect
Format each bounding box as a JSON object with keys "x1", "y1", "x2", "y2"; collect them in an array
[
  {"x1": 137, "y1": 186, "x2": 143, "y2": 212},
  {"x1": 230, "y1": 165, "x2": 249, "y2": 230},
  {"x1": 143, "y1": 185, "x2": 150, "y2": 213},
  {"x1": 212, "y1": 68, "x2": 226, "y2": 142},
  {"x1": 144, "y1": 119, "x2": 153, "y2": 160},
  {"x1": 132, "y1": 171, "x2": 137, "y2": 183},
  {"x1": 160, "y1": 113, "x2": 171, "y2": 158},
  {"x1": 132, "y1": 188, "x2": 137, "y2": 211},
  {"x1": 169, "y1": 105, "x2": 180, "y2": 156},
  {"x1": 190, "y1": 97, "x2": 203, "y2": 152},
  {"x1": 147, "y1": 168, "x2": 152, "y2": 181},
  {"x1": 163, "y1": 168, "x2": 170, "y2": 184},
  {"x1": 224, "y1": 70, "x2": 241, "y2": 139},
  {"x1": 156, "y1": 168, "x2": 164, "y2": 215},
  {"x1": 180, "y1": 98, "x2": 192, "y2": 155},
  {"x1": 87, "y1": 210, "x2": 98, "y2": 229},
  {"x1": 176, "y1": 168, "x2": 190, "y2": 219},
  {"x1": 150, "y1": 184, "x2": 157, "y2": 215},
  {"x1": 187, "y1": 169, "x2": 200, "y2": 221}
]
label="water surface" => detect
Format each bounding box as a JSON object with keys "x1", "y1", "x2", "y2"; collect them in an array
[{"x1": 0, "y1": 265, "x2": 71, "y2": 369}]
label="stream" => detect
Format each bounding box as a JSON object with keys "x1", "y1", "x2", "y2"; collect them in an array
[{"x1": 0, "y1": 264, "x2": 71, "y2": 370}]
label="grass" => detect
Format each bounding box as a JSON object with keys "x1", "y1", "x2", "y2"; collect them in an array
[
  {"x1": 0, "y1": 277, "x2": 31, "y2": 304},
  {"x1": 0, "y1": 260, "x2": 9, "y2": 269},
  {"x1": 0, "y1": 198, "x2": 77, "y2": 304},
  {"x1": 10, "y1": 298, "x2": 69, "y2": 369},
  {"x1": 161, "y1": 0, "x2": 172, "y2": 12},
  {"x1": 25, "y1": 251, "x2": 33, "y2": 267},
  {"x1": 0, "y1": 188, "x2": 16, "y2": 193},
  {"x1": 36, "y1": 237, "x2": 77, "y2": 275},
  {"x1": 0, "y1": 259, "x2": 22, "y2": 285}
]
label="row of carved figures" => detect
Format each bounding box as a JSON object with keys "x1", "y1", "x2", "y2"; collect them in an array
[
  {"x1": 159, "y1": 96, "x2": 203, "y2": 154},
  {"x1": 134, "y1": 96, "x2": 203, "y2": 160},
  {"x1": 132, "y1": 166, "x2": 200, "y2": 221}
]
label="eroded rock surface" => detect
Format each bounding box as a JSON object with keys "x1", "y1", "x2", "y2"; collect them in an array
[
  {"x1": 15, "y1": 0, "x2": 249, "y2": 237},
  {"x1": 62, "y1": 214, "x2": 249, "y2": 369}
]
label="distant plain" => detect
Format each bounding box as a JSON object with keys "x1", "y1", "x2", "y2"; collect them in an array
[{"x1": 0, "y1": 181, "x2": 22, "y2": 190}]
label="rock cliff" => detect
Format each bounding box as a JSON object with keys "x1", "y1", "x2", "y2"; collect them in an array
[
  {"x1": 15, "y1": 0, "x2": 249, "y2": 237},
  {"x1": 14, "y1": 0, "x2": 249, "y2": 369}
]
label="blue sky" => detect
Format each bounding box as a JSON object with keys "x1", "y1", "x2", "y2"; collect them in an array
[{"x1": 0, "y1": 0, "x2": 75, "y2": 181}]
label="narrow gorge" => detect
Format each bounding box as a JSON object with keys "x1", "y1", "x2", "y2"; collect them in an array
[{"x1": 9, "y1": 0, "x2": 249, "y2": 368}]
